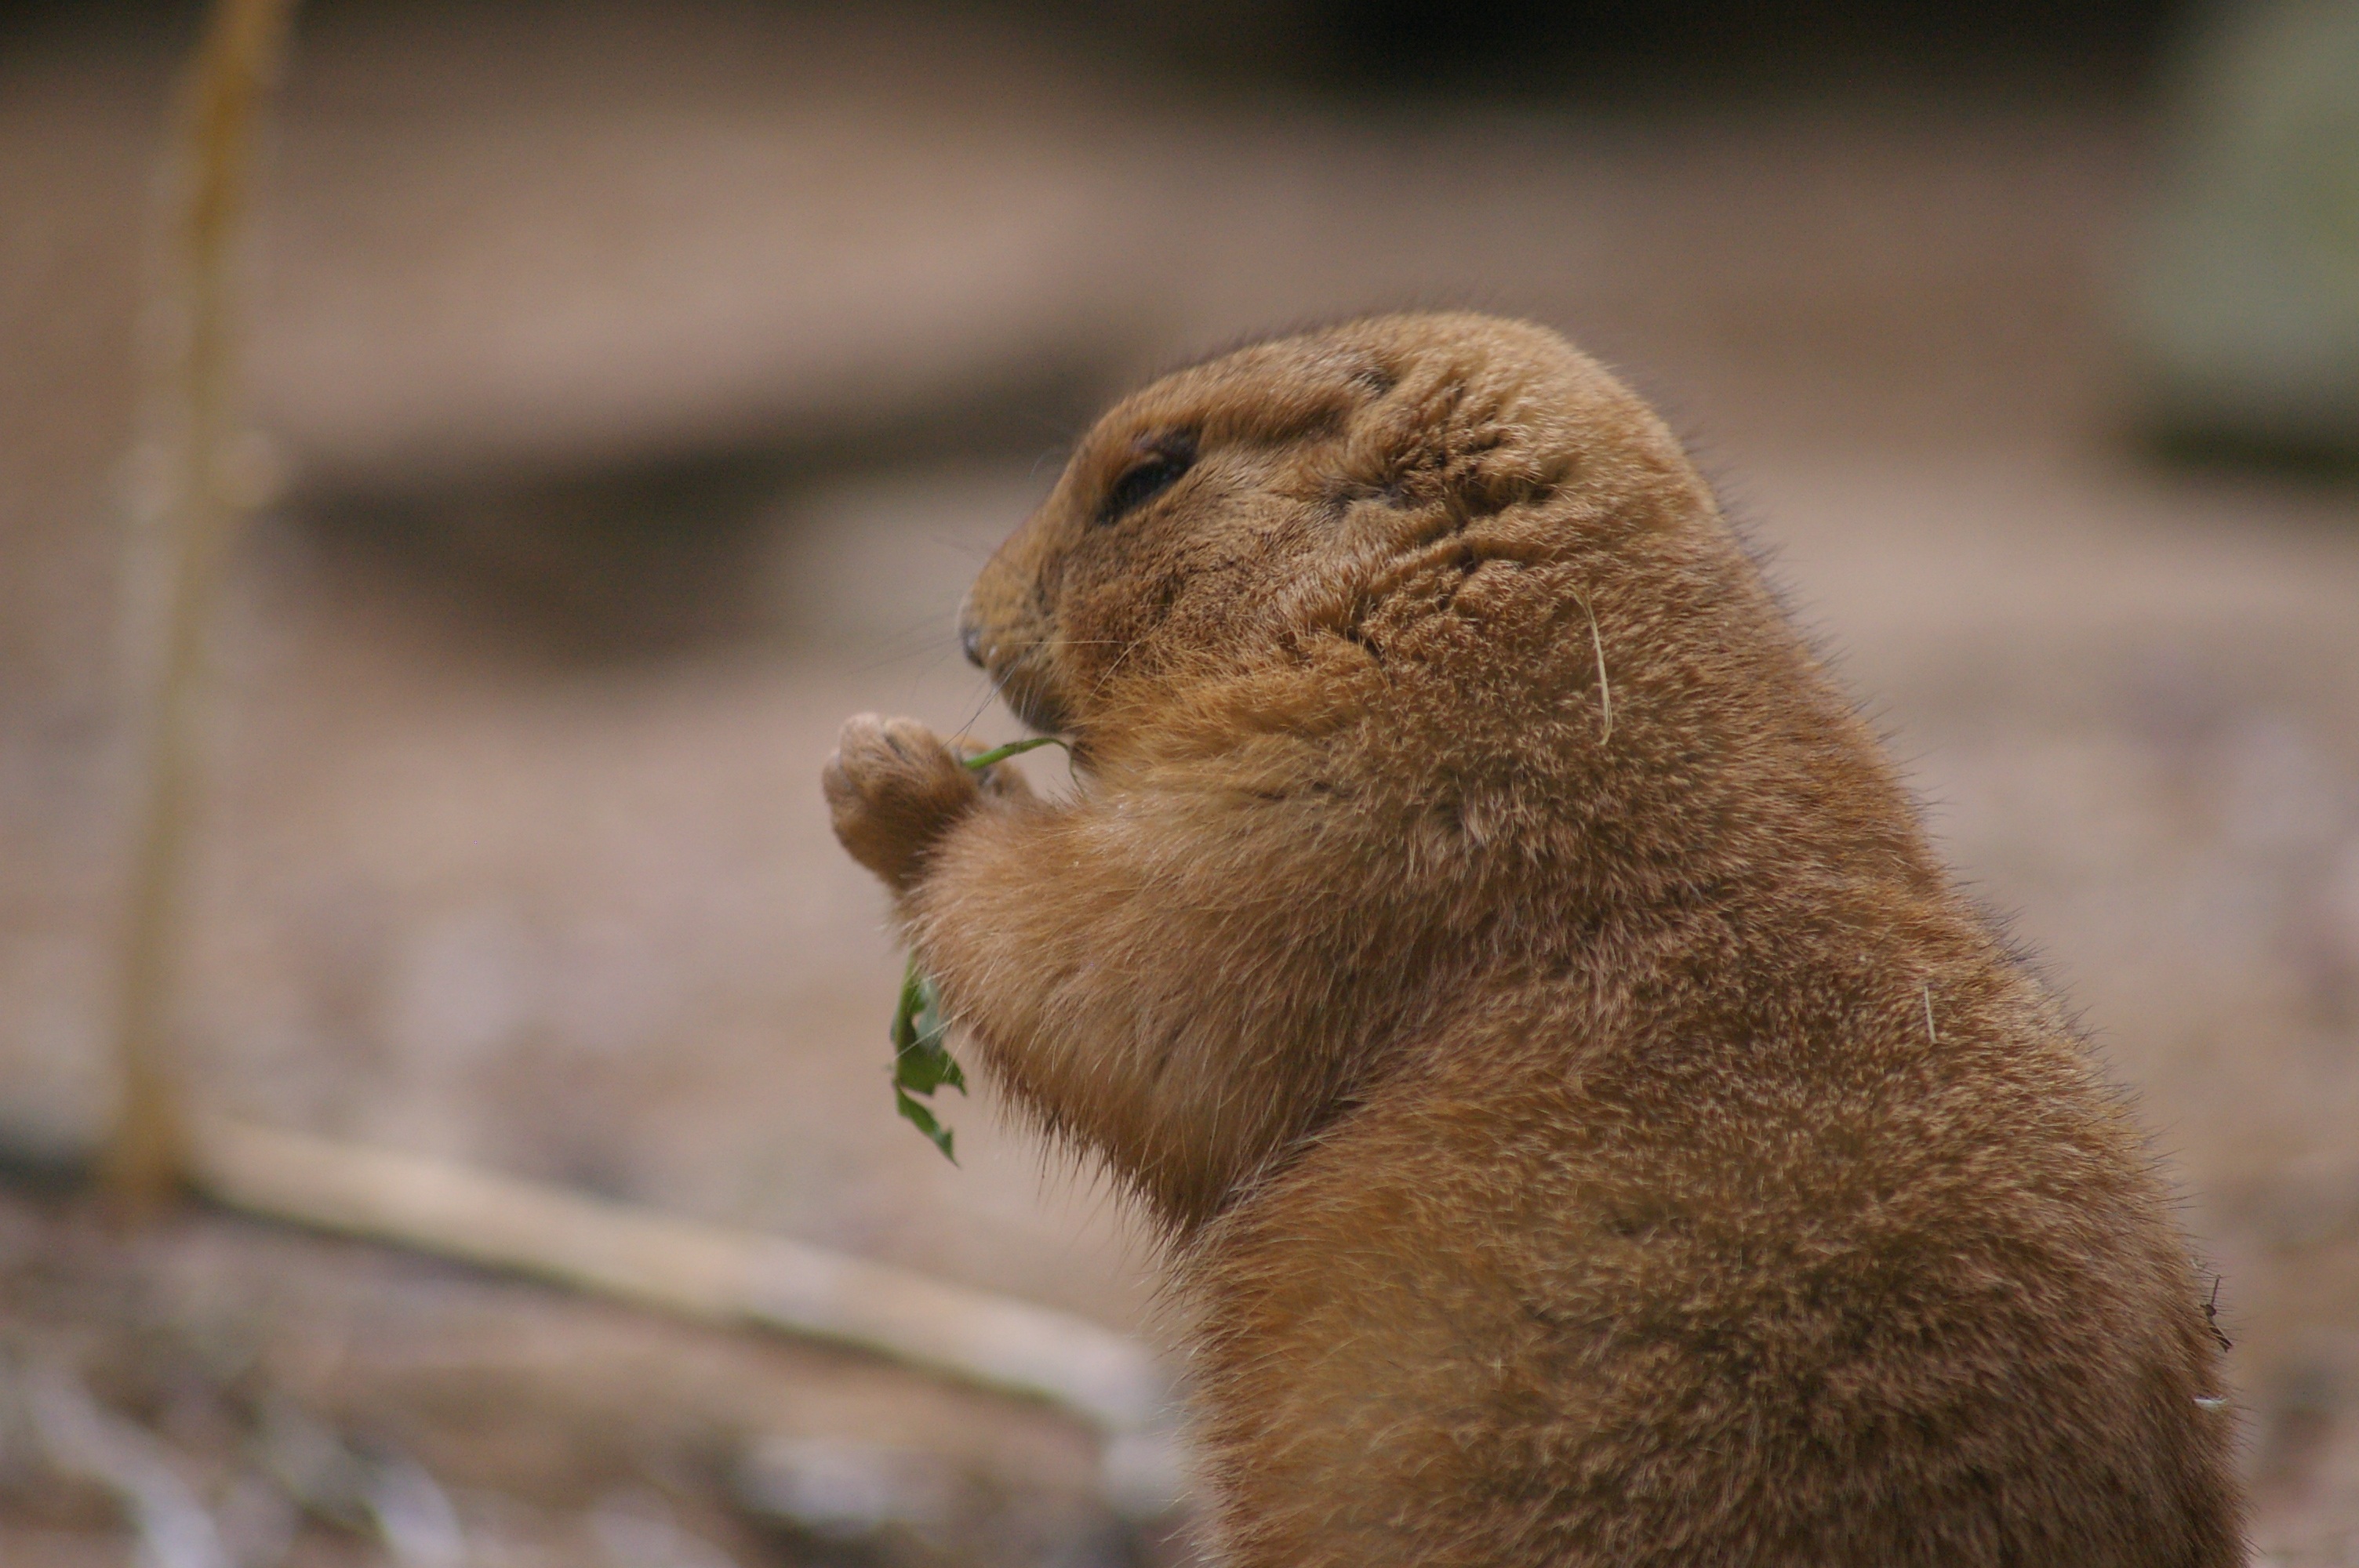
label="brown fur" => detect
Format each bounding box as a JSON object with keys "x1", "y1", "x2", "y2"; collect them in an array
[{"x1": 822, "y1": 314, "x2": 2245, "y2": 1565}]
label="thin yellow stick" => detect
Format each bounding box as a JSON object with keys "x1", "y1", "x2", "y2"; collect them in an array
[
  {"x1": 1573, "y1": 593, "x2": 1612, "y2": 744},
  {"x1": 104, "y1": 0, "x2": 304, "y2": 1213}
]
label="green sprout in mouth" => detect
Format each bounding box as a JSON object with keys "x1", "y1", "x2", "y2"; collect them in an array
[{"x1": 886, "y1": 735, "x2": 1067, "y2": 1161}]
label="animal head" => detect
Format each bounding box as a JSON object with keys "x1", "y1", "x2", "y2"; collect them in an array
[
  {"x1": 960, "y1": 314, "x2": 1720, "y2": 775},
  {"x1": 959, "y1": 313, "x2": 1927, "y2": 901}
]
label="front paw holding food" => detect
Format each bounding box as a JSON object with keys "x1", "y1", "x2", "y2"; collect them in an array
[{"x1": 823, "y1": 713, "x2": 1012, "y2": 894}]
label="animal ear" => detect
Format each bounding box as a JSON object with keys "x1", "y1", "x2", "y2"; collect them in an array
[{"x1": 1360, "y1": 437, "x2": 1554, "y2": 521}]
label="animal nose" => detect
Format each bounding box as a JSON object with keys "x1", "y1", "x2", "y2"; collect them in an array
[{"x1": 960, "y1": 622, "x2": 985, "y2": 668}]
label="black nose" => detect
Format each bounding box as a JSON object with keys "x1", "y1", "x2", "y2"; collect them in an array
[{"x1": 960, "y1": 623, "x2": 984, "y2": 667}]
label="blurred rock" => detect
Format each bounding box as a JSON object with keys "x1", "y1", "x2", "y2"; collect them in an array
[
  {"x1": 591, "y1": 1489, "x2": 740, "y2": 1568},
  {"x1": 2130, "y1": 0, "x2": 2359, "y2": 464},
  {"x1": 737, "y1": 1436, "x2": 958, "y2": 1544},
  {"x1": 736, "y1": 1430, "x2": 1148, "y2": 1568}
]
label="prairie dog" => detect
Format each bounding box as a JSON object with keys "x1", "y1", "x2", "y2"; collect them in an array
[{"x1": 823, "y1": 314, "x2": 2243, "y2": 1566}]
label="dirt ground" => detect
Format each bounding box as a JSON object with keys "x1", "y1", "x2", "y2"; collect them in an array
[{"x1": 4, "y1": 3, "x2": 2358, "y2": 1563}]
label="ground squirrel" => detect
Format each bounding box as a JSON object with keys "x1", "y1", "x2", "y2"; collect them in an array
[{"x1": 823, "y1": 313, "x2": 2244, "y2": 1566}]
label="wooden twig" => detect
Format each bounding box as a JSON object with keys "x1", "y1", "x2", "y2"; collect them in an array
[
  {"x1": 186, "y1": 1117, "x2": 1172, "y2": 1437},
  {"x1": 106, "y1": 0, "x2": 306, "y2": 1211}
]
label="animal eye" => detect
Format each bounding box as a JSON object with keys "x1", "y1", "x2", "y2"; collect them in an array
[{"x1": 1098, "y1": 434, "x2": 1197, "y2": 525}]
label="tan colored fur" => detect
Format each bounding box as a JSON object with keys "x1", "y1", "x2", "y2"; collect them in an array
[{"x1": 823, "y1": 314, "x2": 2244, "y2": 1565}]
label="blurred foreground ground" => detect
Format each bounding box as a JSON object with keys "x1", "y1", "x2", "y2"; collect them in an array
[{"x1": 4, "y1": 3, "x2": 2359, "y2": 1563}]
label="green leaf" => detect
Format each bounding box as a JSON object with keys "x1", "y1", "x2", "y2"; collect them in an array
[
  {"x1": 887, "y1": 955, "x2": 965, "y2": 1160},
  {"x1": 894, "y1": 1085, "x2": 957, "y2": 1162},
  {"x1": 960, "y1": 735, "x2": 1069, "y2": 770},
  {"x1": 889, "y1": 956, "x2": 926, "y2": 1053},
  {"x1": 878, "y1": 736, "x2": 1063, "y2": 1162}
]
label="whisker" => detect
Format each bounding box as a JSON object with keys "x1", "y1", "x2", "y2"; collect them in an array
[
  {"x1": 896, "y1": 644, "x2": 962, "y2": 706},
  {"x1": 847, "y1": 624, "x2": 964, "y2": 677},
  {"x1": 1082, "y1": 633, "x2": 1146, "y2": 707},
  {"x1": 955, "y1": 670, "x2": 1007, "y2": 735},
  {"x1": 849, "y1": 646, "x2": 938, "y2": 677}
]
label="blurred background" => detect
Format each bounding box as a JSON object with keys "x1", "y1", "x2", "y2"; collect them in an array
[{"x1": 3, "y1": 0, "x2": 2357, "y2": 1563}]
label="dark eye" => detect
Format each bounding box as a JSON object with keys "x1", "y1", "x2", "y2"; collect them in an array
[{"x1": 1097, "y1": 434, "x2": 1197, "y2": 525}]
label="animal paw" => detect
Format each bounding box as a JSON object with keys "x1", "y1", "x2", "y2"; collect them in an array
[{"x1": 823, "y1": 713, "x2": 983, "y2": 894}]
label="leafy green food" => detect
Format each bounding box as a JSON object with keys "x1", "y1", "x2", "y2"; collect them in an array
[
  {"x1": 889, "y1": 956, "x2": 965, "y2": 1159},
  {"x1": 958, "y1": 735, "x2": 1068, "y2": 771},
  {"x1": 885, "y1": 735, "x2": 1068, "y2": 1161}
]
